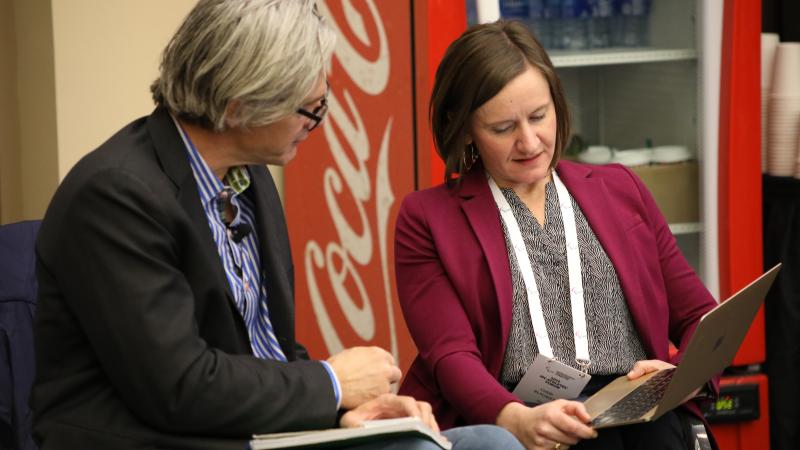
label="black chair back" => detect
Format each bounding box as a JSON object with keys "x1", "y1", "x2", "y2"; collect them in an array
[{"x1": 0, "y1": 220, "x2": 41, "y2": 450}]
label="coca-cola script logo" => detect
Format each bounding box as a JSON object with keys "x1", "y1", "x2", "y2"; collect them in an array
[{"x1": 286, "y1": 1, "x2": 417, "y2": 370}]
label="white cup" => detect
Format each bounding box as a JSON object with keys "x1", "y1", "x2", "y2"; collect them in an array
[
  {"x1": 651, "y1": 145, "x2": 691, "y2": 164},
  {"x1": 578, "y1": 145, "x2": 613, "y2": 165},
  {"x1": 612, "y1": 148, "x2": 652, "y2": 167},
  {"x1": 762, "y1": 33, "x2": 780, "y2": 89},
  {"x1": 767, "y1": 98, "x2": 800, "y2": 176},
  {"x1": 795, "y1": 124, "x2": 800, "y2": 179},
  {"x1": 762, "y1": 89, "x2": 770, "y2": 172},
  {"x1": 770, "y1": 43, "x2": 800, "y2": 96}
]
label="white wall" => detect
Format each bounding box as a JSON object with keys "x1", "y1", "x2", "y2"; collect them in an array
[
  {"x1": 13, "y1": 0, "x2": 58, "y2": 221},
  {"x1": 1, "y1": 0, "x2": 288, "y2": 224},
  {"x1": 0, "y1": 0, "x2": 22, "y2": 222},
  {"x1": 50, "y1": 0, "x2": 196, "y2": 178}
]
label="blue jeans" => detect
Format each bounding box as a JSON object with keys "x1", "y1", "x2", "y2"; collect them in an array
[{"x1": 349, "y1": 424, "x2": 525, "y2": 450}]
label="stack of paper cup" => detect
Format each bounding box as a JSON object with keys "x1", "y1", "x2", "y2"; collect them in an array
[
  {"x1": 761, "y1": 33, "x2": 780, "y2": 173},
  {"x1": 578, "y1": 145, "x2": 613, "y2": 165},
  {"x1": 767, "y1": 42, "x2": 800, "y2": 177},
  {"x1": 611, "y1": 148, "x2": 652, "y2": 167}
]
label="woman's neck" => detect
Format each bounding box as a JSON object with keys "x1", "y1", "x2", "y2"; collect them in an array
[
  {"x1": 510, "y1": 172, "x2": 552, "y2": 227},
  {"x1": 513, "y1": 173, "x2": 550, "y2": 199}
]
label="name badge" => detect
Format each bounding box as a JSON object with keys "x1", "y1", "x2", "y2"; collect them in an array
[{"x1": 512, "y1": 354, "x2": 591, "y2": 405}]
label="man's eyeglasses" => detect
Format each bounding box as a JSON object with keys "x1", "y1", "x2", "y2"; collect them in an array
[{"x1": 296, "y1": 83, "x2": 329, "y2": 131}]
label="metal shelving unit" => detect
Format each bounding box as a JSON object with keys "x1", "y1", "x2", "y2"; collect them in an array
[
  {"x1": 471, "y1": 0, "x2": 710, "y2": 280},
  {"x1": 669, "y1": 222, "x2": 703, "y2": 235},
  {"x1": 550, "y1": 47, "x2": 698, "y2": 68}
]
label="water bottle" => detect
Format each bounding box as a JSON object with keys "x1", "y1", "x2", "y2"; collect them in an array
[
  {"x1": 618, "y1": 0, "x2": 650, "y2": 46},
  {"x1": 588, "y1": 0, "x2": 613, "y2": 48},
  {"x1": 528, "y1": 0, "x2": 550, "y2": 48},
  {"x1": 560, "y1": 0, "x2": 589, "y2": 50},
  {"x1": 466, "y1": 0, "x2": 478, "y2": 25},
  {"x1": 618, "y1": 0, "x2": 634, "y2": 46},
  {"x1": 610, "y1": 0, "x2": 626, "y2": 46},
  {"x1": 543, "y1": 0, "x2": 562, "y2": 49},
  {"x1": 499, "y1": 0, "x2": 529, "y2": 18},
  {"x1": 630, "y1": 0, "x2": 650, "y2": 47}
]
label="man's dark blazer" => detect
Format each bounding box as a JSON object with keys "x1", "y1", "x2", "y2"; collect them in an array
[{"x1": 32, "y1": 108, "x2": 338, "y2": 450}]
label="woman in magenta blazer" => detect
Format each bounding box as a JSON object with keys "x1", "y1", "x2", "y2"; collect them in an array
[{"x1": 395, "y1": 21, "x2": 718, "y2": 450}]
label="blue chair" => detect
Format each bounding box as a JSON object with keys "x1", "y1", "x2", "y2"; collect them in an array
[{"x1": 0, "y1": 220, "x2": 41, "y2": 450}]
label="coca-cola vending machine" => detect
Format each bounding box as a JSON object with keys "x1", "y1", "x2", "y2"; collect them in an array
[
  {"x1": 285, "y1": 1, "x2": 420, "y2": 371},
  {"x1": 284, "y1": 0, "x2": 466, "y2": 373}
]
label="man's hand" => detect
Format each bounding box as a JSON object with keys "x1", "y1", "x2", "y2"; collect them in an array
[
  {"x1": 327, "y1": 346, "x2": 402, "y2": 410},
  {"x1": 339, "y1": 393, "x2": 442, "y2": 435},
  {"x1": 496, "y1": 400, "x2": 597, "y2": 450}
]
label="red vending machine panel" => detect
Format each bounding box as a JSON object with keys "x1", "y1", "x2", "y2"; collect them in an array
[
  {"x1": 709, "y1": 374, "x2": 770, "y2": 450},
  {"x1": 285, "y1": 1, "x2": 418, "y2": 370},
  {"x1": 718, "y1": 0, "x2": 765, "y2": 367}
]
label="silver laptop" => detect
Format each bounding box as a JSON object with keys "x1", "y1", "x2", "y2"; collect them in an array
[{"x1": 584, "y1": 263, "x2": 781, "y2": 429}]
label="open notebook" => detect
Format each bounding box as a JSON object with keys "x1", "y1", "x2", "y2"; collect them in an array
[{"x1": 250, "y1": 417, "x2": 451, "y2": 449}]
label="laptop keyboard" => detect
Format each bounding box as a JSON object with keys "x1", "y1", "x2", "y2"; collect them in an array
[{"x1": 591, "y1": 368, "x2": 677, "y2": 427}]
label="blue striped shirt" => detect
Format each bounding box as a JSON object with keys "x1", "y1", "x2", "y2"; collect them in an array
[{"x1": 172, "y1": 117, "x2": 341, "y2": 408}]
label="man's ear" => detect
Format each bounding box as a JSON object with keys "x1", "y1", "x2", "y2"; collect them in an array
[{"x1": 223, "y1": 100, "x2": 242, "y2": 129}]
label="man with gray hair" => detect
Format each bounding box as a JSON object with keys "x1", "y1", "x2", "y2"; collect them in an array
[{"x1": 31, "y1": 1, "x2": 523, "y2": 449}]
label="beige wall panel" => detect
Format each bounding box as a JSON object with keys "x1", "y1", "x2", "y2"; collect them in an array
[
  {"x1": 15, "y1": 0, "x2": 58, "y2": 221},
  {"x1": 50, "y1": 0, "x2": 196, "y2": 178},
  {"x1": 0, "y1": 0, "x2": 22, "y2": 223},
  {"x1": 8, "y1": 0, "x2": 285, "y2": 217},
  {"x1": 267, "y1": 165, "x2": 284, "y2": 203}
]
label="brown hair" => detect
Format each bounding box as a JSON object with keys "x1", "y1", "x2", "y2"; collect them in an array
[{"x1": 430, "y1": 20, "x2": 570, "y2": 185}]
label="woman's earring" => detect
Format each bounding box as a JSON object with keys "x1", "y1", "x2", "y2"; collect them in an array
[{"x1": 462, "y1": 143, "x2": 479, "y2": 172}]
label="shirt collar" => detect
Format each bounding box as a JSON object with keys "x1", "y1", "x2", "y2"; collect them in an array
[
  {"x1": 171, "y1": 115, "x2": 251, "y2": 204},
  {"x1": 225, "y1": 166, "x2": 251, "y2": 195}
]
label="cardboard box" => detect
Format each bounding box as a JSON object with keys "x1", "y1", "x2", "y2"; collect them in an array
[{"x1": 630, "y1": 161, "x2": 699, "y2": 224}]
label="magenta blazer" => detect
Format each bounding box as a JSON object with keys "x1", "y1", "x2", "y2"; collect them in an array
[{"x1": 395, "y1": 159, "x2": 719, "y2": 429}]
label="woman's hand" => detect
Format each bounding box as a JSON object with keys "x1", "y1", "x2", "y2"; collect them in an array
[
  {"x1": 626, "y1": 359, "x2": 675, "y2": 380},
  {"x1": 496, "y1": 400, "x2": 597, "y2": 450},
  {"x1": 627, "y1": 359, "x2": 700, "y2": 403},
  {"x1": 339, "y1": 393, "x2": 441, "y2": 436}
]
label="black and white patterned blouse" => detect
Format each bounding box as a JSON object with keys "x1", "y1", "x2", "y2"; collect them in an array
[{"x1": 498, "y1": 180, "x2": 648, "y2": 391}]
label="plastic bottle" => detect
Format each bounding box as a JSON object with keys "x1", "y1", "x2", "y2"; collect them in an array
[
  {"x1": 560, "y1": 0, "x2": 589, "y2": 50},
  {"x1": 528, "y1": 0, "x2": 550, "y2": 48},
  {"x1": 630, "y1": 0, "x2": 650, "y2": 47},
  {"x1": 610, "y1": 0, "x2": 626, "y2": 46},
  {"x1": 618, "y1": 0, "x2": 650, "y2": 47},
  {"x1": 618, "y1": 0, "x2": 634, "y2": 46},
  {"x1": 543, "y1": 0, "x2": 562, "y2": 49},
  {"x1": 499, "y1": 0, "x2": 529, "y2": 19},
  {"x1": 466, "y1": 0, "x2": 478, "y2": 25},
  {"x1": 588, "y1": 0, "x2": 613, "y2": 48}
]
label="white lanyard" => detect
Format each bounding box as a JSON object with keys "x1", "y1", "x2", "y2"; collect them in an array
[{"x1": 488, "y1": 171, "x2": 590, "y2": 370}]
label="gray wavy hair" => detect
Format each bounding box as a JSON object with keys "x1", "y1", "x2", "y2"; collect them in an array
[{"x1": 151, "y1": 0, "x2": 336, "y2": 130}]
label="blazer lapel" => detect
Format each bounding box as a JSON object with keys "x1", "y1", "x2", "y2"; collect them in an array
[
  {"x1": 458, "y1": 167, "x2": 514, "y2": 351},
  {"x1": 556, "y1": 161, "x2": 652, "y2": 351},
  {"x1": 248, "y1": 166, "x2": 295, "y2": 351},
  {"x1": 146, "y1": 108, "x2": 235, "y2": 304}
]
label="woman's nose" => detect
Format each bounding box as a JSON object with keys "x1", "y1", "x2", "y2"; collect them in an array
[{"x1": 516, "y1": 123, "x2": 540, "y2": 151}]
